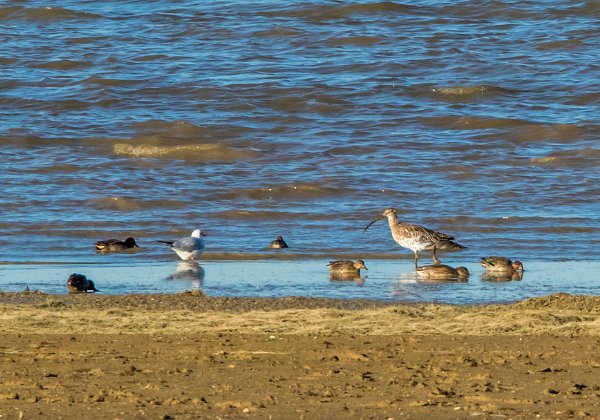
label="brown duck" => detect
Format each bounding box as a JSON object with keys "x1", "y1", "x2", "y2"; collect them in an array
[
  {"x1": 417, "y1": 264, "x2": 470, "y2": 281},
  {"x1": 480, "y1": 256, "x2": 524, "y2": 273}
]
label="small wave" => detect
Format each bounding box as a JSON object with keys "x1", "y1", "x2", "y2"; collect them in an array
[
  {"x1": 32, "y1": 59, "x2": 93, "y2": 70},
  {"x1": 21, "y1": 163, "x2": 81, "y2": 174},
  {"x1": 2, "y1": 6, "x2": 100, "y2": 21},
  {"x1": 260, "y1": 2, "x2": 415, "y2": 20},
  {"x1": 530, "y1": 148, "x2": 600, "y2": 168},
  {"x1": 252, "y1": 28, "x2": 303, "y2": 38},
  {"x1": 537, "y1": 226, "x2": 599, "y2": 234},
  {"x1": 326, "y1": 36, "x2": 383, "y2": 46},
  {"x1": 536, "y1": 39, "x2": 584, "y2": 51},
  {"x1": 84, "y1": 76, "x2": 143, "y2": 87},
  {"x1": 133, "y1": 54, "x2": 172, "y2": 62},
  {"x1": 217, "y1": 183, "x2": 353, "y2": 201},
  {"x1": 0, "y1": 57, "x2": 17, "y2": 66},
  {"x1": 113, "y1": 142, "x2": 257, "y2": 161},
  {"x1": 511, "y1": 123, "x2": 583, "y2": 143},
  {"x1": 212, "y1": 209, "x2": 360, "y2": 222},
  {"x1": 0, "y1": 6, "x2": 20, "y2": 20},
  {"x1": 432, "y1": 85, "x2": 511, "y2": 97},
  {"x1": 130, "y1": 120, "x2": 222, "y2": 138},
  {"x1": 423, "y1": 115, "x2": 528, "y2": 130},
  {"x1": 87, "y1": 197, "x2": 187, "y2": 212},
  {"x1": 263, "y1": 95, "x2": 348, "y2": 115}
]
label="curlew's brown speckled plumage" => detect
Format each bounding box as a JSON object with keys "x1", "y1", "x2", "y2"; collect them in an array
[{"x1": 364, "y1": 208, "x2": 464, "y2": 268}]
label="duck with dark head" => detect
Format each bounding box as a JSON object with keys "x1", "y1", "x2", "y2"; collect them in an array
[
  {"x1": 269, "y1": 235, "x2": 288, "y2": 249},
  {"x1": 67, "y1": 273, "x2": 99, "y2": 293},
  {"x1": 95, "y1": 237, "x2": 139, "y2": 252}
]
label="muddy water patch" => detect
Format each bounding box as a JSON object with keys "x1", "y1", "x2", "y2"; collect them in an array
[{"x1": 113, "y1": 142, "x2": 258, "y2": 161}]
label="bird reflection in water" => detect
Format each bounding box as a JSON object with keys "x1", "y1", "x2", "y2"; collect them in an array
[
  {"x1": 329, "y1": 272, "x2": 366, "y2": 286},
  {"x1": 166, "y1": 261, "x2": 206, "y2": 289},
  {"x1": 481, "y1": 270, "x2": 524, "y2": 282}
]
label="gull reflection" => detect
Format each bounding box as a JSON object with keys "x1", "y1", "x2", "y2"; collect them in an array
[{"x1": 166, "y1": 261, "x2": 205, "y2": 289}]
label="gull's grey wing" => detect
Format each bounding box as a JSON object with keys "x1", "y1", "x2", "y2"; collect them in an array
[{"x1": 172, "y1": 237, "x2": 204, "y2": 252}]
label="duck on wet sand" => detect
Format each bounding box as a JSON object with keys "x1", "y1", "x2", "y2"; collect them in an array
[
  {"x1": 269, "y1": 235, "x2": 288, "y2": 249},
  {"x1": 95, "y1": 237, "x2": 139, "y2": 252},
  {"x1": 364, "y1": 208, "x2": 464, "y2": 268},
  {"x1": 480, "y1": 256, "x2": 524, "y2": 273},
  {"x1": 417, "y1": 264, "x2": 470, "y2": 281},
  {"x1": 67, "y1": 273, "x2": 99, "y2": 293},
  {"x1": 158, "y1": 229, "x2": 206, "y2": 261},
  {"x1": 328, "y1": 260, "x2": 368, "y2": 277}
]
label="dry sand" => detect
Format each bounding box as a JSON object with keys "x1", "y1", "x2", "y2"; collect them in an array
[{"x1": 1, "y1": 291, "x2": 599, "y2": 419}]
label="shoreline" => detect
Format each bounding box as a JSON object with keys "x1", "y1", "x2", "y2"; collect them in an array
[
  {"x1": 1, "y1": 292, "x2": 600, "y2": 336},
  {"x1": 1, "y1": 293, "x2": 599, "y2": 418}
]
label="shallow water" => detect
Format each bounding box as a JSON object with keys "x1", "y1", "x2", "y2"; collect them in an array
[
  {"x1": 1, "y1": 1, "x2": 599, "y2": 301},
  {"x1": 0, "y1": 259, "x2": 598, "y2": 304}
]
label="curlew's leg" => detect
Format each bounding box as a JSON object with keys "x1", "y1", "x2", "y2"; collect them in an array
[
  {"x1": 432, "y1": 246, "x2": 440, "y2": 264},
  {"x1": 414, "y1": 251, "x2": 419, "y2": 269}
]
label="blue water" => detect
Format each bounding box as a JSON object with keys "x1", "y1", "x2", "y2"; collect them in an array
[
  {"x1": 1, "y1": 259, "x2": 597, "y2": 304},
  {"x1": 1, "y1": 1, "x2": 599, "y2": 302}
]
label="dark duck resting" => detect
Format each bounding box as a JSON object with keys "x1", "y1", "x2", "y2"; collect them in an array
[
  {"x1": 269, "y1": 235, "x2": 289, "y2": 249},
  {"x1": 67, "y1": 273, "x2": 99, "y2": 293},
  {"x1": 95, "y1": 237, "x2": 139, "y2": 252}
]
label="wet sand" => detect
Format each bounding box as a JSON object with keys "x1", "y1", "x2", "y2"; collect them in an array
[{"x1": 1, "y1": 292, "x2": 599, "y2": 419}]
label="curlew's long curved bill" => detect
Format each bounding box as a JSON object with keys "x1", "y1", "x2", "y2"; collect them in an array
[{"x1": 363, "y1": 218, "x2": 382, "y2": 233}]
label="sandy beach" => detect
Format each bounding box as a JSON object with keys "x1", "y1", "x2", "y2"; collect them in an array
[{"x1": 1, "y1": 292, "x2": 599, "y2": 419}]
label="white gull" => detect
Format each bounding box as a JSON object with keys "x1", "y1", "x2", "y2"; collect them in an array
[{"x1": 158, "y1": 229, "x2": 206, "y2": 261}]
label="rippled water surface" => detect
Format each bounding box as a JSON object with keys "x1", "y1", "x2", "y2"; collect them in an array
[{"x1": 1, "y1": 1, "x2": 599, "y2": 300}]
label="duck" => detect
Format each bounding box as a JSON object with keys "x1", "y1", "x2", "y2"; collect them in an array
[
  {"x1": 327, "y1": 259, "x2": 368, "y2": 278},
  {"x1": 95, "y1": 237, "x2": 139, "y2": 252},
  {"x1": 67, "y1": 273, "x2": 99, "y2": 293},
  {"x1": 268, "y1": 235, "x2": 288, "y2": 249},
  {"x1": 480, "y1": 256, "x2": 524, "y2": 273},
  {"x1": 416, "y1": 264, "x2": 470, "y2": 281},
  {"x1": 158, "y1": 229, "x2": 205, "y2": 261}
]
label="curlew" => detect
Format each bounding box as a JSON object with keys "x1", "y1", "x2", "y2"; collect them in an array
[{"x1": 364, "y1": 208, "x2": 464, "y2": 268}]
